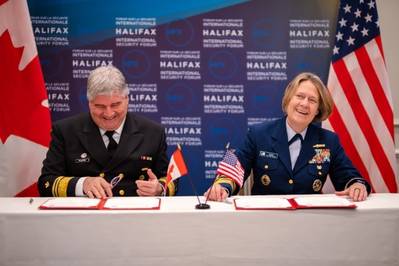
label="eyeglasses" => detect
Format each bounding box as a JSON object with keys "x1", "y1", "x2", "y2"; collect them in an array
[{"x1": 110, "y1": 173, "x2": 124, "y2": 188}]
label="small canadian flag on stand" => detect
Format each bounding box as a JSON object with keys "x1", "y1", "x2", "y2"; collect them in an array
[
  {"x1": 0, "y1": 0, "x2": 51, "y2": 196},
  {"x1": 165, "y1": 144, "x2": 188, "y2": 192}
]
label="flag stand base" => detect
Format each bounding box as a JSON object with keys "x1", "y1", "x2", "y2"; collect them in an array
[{"x1": 195, "y1": 203, "x2": 210, "y2": 209}]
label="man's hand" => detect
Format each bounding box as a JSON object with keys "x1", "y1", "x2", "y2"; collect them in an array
[
  {"x1": 136, "y1": 168, "x2": 163, "y2": 196},
  {"x1": 204, "y1": 184, "x2": 228, "y2": 202},
  {"x1": 83, "y1": 176, "x2": 113, "y2": 199}
]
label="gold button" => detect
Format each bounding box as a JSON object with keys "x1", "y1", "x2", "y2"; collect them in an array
[
  {"x1": 264, "y1": 165, "x2": 269, "y2": 169},
  {"x1": 99, "y1": 173, "x2": 105, "y2": 177},
  {"x1": 139, "y1": 175, "x2": 145, "y2": 180},
  {"x1": 119, "y1": 189, "x2": 125, "y2": 196},
  {"x1": 318, "y1": 171, "x2": 322, "y2": 176},
  {"x1": 288, "y1": 179, "x2": 294, "y2": 185}
]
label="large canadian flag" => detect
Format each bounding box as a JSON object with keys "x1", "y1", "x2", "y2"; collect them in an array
[{"x1": 0, "y1": 0, "x2": 51, "y2": 196}]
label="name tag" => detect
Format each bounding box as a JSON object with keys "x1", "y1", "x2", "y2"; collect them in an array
[
  {"x1": 74, "y1": 153, "x2": 90, "y2": 163},
  {"x1": 259, "y1": 151, "x2": 278, "y2": 159},
  {"x1": 74, "y1": 158, "x2": 90, "y2": 163}
]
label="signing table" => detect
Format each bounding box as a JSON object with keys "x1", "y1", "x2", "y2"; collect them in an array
[{"x1": 1, "y1": 194, "x2": 399, "y2": 266}]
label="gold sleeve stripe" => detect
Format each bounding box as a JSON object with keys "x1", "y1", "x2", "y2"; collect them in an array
[
  {"x1": 215, "y1": 175, "x2": 237, "y2": 192},
  {"x1": 159, "y1": 177, "x2": 176, "y2": 196},
  {"x1": 52, "y1": 176, "x2": 62, "y2": 196},
  {"x1": 52, "y1": 176, "x2": 72, "y2": 197},
  {"x1": 167, "y1": 181, "x2": 176, "y2": 196}
]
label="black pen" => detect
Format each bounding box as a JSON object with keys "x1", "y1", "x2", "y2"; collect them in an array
[{"x1": 29, "y1": 198, "x2": 34, "y2": 204}]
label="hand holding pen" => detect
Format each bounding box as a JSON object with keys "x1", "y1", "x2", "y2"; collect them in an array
[{"x1": 83, "y1": 173, "x2": 124, "y2": 199}]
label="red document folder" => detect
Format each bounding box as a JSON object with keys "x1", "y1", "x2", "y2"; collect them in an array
[
  {"x1": 39, "y1": 197, "x2": 161, "y2": 210},
  {"x1": 233, "y1": 195, "x2": 357, "y2": 210}
]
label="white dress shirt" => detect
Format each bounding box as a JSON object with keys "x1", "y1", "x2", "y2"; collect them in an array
[
  {"x1": 286, "y1": 121, "x2": 307, "y2": 170},
  {"x1": 75, "y1": 118, "x2": 126, "y2": 196}
]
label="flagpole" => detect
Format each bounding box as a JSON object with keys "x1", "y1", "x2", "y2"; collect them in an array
[
  {"x1": 177, "y1": 144, "x2": 210, "y2": 209},
  {"x1": 188, "y1": 173, "x2": 209, "y2": 209}
]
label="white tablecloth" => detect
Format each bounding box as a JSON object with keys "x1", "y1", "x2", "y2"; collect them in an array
[{"x1": 1, "y1": 194, "x2": 398, "y2": 266}]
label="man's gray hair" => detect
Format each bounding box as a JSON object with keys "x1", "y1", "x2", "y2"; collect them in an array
[{"x1": 87, "y1": 65, "x2": 129, "y2": 101}]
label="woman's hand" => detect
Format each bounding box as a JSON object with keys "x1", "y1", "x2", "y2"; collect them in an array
[
  {"x1": 335, "y1": 182, "x2": 368, "y2": 201},
  {"x1": 204, "y1": 184, "x2": 228, "y2": 202}
]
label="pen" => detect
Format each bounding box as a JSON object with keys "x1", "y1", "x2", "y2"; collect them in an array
[
  {"x1": 29, "y1": 198, "x2": 34, "y2": 204},
  {"x1": 110, "y1": 173, "x2": 124, "y2": 188}
]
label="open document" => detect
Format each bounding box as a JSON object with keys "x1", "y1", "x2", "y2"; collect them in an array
[
  {"x1": 234, "y1": 195, "x2": 356, "y2": 210},
  {"x1": 39, "y1": 197, "x2": 161, "y2": 210}
]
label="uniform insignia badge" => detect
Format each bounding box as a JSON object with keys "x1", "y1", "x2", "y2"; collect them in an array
[
  {"x1": 45, "y1": 181, "x2": 50, "y2": 188},
  {"x1": 309, "y1": 148, "x2": 330, "y2": 164},
  {"x1": 312, "y1": 179, "x2": 322, "y2": 192},
  {"x1": 140, "y1": 156, "x2": 152, "y2": 161},
  {"x1": 261, "y1": 174, "x2": 271, "y2": 186},
  {"x1": 313, "y1": 144, "x2": 326, "y2": 148},
  {"x1": 81, "y1": 153, "x2": 87, "y2": 158}
]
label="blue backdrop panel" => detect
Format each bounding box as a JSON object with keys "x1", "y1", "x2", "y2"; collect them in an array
[{"x1": 28, "y1": 0, "x2": 338, "y2": 195}]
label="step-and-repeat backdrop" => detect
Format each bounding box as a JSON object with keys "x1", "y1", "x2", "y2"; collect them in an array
[{"x1": 29, "y1": 0, "x2": 338, "y2": 195}]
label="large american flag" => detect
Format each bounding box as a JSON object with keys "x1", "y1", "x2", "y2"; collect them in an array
[
  {"x1": 217, "y1": 149, "x2": 244, "y2": 188},
  {"x1": 323, "y1": 0, "x2": 397, "y2": 192}
]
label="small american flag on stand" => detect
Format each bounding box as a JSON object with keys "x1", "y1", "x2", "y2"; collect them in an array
[
  {"x1": 216, "y1": 149, "x2": 244, "y2": 188},
  {"x1": 324, "y1": 0, "x2": 397, "y2": 192}
]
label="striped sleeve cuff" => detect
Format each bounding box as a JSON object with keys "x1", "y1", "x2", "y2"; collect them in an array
[
  {"x1": 215, "y1": 175, "x2": 237, "y2": 196},
  {"x1": 52, "y1": 176, "x2": 80, "y2": 197},
  {"x1": 158, "y1": 177, "x2": 177, "y2": 196}
]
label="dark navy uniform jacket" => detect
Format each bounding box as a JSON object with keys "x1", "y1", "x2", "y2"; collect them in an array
[
  {"x1": 227, "y1": 117, "x2": 370, "y2": 195},
  {"x1": 38, "y1": 113, "x2": 177, "y2": 197}
]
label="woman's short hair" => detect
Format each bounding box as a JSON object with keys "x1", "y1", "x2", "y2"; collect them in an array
[
  {"x1": 281, "y1": 72, "x2": 333, "y2": 122},
  {"x1": 87, "y1": 65, "x2": 129, "y2": 101}
]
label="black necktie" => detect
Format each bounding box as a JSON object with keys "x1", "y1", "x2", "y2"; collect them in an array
[
  {"x1": 105, "y1": 131, "x2": 118, "y2": 155},
  {"x1": 288, "y1": 133, "x2": 303, "y2": 146}
]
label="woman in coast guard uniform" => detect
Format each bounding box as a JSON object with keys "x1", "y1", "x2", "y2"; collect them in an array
[{"x1": 205, "y1": 72, "x2": 370, "y2": 202}]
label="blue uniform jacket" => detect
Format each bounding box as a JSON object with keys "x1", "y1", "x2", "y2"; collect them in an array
[{"x1": 231, "y1": 117, "x2": 370, "y2": 195}]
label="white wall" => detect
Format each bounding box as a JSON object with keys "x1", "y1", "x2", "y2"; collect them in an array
[
  {"x1": 378, "y1": 0, "x2": 399, "y2": 173},
  {"x1": 379, "y1": 0, "x2": 399, "y2": 123}
]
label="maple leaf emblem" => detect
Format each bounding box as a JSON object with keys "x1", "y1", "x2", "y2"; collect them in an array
[{"x1": 0, "y1": 30, "x2": 51, "y2": 147}]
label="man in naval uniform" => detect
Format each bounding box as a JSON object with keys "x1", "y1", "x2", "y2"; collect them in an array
[{"x1": 38, "y1": 65, "x2": 176, "y2": 198}]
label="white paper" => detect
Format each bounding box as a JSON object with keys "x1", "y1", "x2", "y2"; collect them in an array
[
  {"x1": 103, "y1": 197, "x2": 160, "y2": 209},
  {"x1": 41, "y1": 198, "x2": 101, "y2": 208},
  {"x1": 235, "y1": 197, "x2": 292, "y2": 209},
  {"x1": 294, "y1": 195, "x2": 353, "y2": 207}
]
